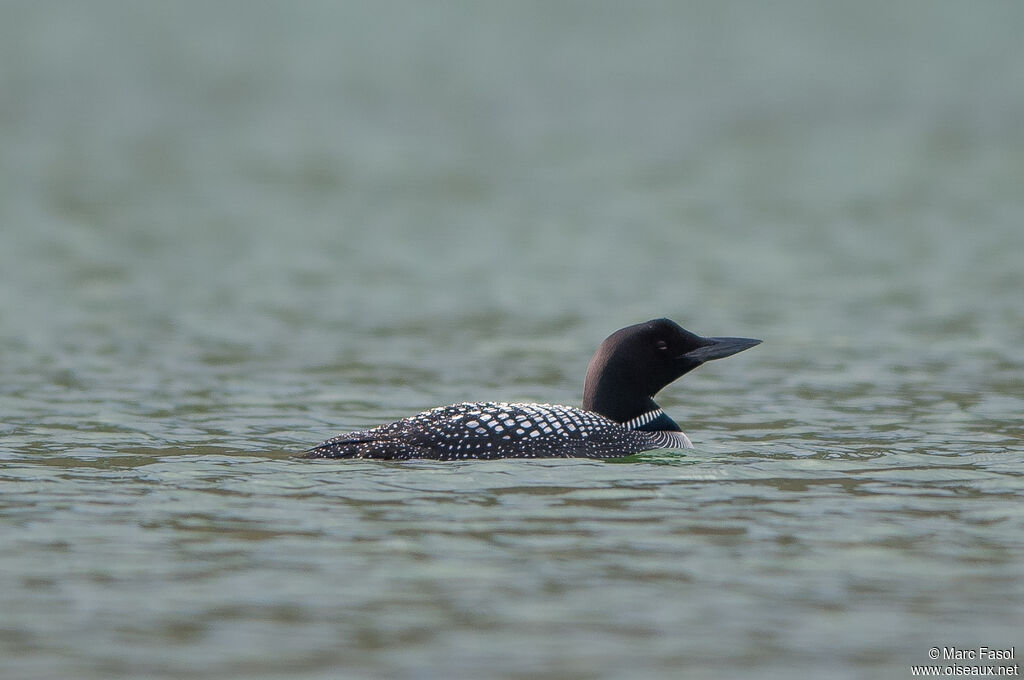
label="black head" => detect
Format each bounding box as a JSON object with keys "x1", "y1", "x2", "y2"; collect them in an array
[{"x1": 582, "y1": 318, "x2": 761, "y2": 423}]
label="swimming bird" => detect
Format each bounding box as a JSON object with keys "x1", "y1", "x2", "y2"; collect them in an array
[{"x1": 304, "y1": 318, "x2": 760, "y2": 460}]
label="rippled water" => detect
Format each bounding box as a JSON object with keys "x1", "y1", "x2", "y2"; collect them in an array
[{"x1": 2, "y1": 2, "x2": 1023, "y2": 678}]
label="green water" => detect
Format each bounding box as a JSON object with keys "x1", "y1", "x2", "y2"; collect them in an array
[{"x1": 2, "y1": 2, "x2": 1022, "y2": 678}]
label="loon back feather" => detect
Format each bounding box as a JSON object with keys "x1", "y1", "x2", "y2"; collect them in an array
[{"x1": 304, "y1": 401, "x2": 691, "y2": 460}]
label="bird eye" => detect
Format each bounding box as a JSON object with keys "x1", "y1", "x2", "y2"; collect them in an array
[{"x1": 655, "y1": 339, "x2": 669, "y2": 351}]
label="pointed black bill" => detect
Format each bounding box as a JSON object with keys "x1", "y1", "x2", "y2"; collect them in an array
[{"x1": 681, "y1": 336, "x2": 762, "y2": 363}]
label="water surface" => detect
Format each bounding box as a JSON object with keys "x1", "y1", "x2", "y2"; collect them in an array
[{"x1": 2, "y1": 2, "x2": 1022, "y2": 678}]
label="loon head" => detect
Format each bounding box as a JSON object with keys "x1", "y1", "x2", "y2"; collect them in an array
[{"x1": 582, "y1": 318, "x2": 761, "y2": 425}]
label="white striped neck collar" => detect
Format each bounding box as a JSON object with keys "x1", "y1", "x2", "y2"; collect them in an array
[{"x1": 622, "y1": 408, "x2": 666, "y2": 431}]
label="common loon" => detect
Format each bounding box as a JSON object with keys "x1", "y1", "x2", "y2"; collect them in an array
[{"x1": 304, "y1": 318, "x2": 760, "y2": 460}]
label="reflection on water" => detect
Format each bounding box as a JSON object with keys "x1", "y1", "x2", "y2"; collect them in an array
[{"x1": 2, "y1": 1, "x2": 1023, "y2": 678}]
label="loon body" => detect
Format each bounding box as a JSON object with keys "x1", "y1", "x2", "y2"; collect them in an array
[{"x1": 304, "y1": 318, "x2": 759, "y2": 461}]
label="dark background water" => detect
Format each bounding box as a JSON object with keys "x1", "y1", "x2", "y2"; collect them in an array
[{"x1": 2, "y1": 2, "x2": 1022, "y2": 678}]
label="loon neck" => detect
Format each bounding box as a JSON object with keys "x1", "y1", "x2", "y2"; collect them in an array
[
  {"x1": 582, "y1": 392, "x2": 683, "y2": 432},
  {"x1": 583, "y1": 387, "x2": 656, "y2": 424}
]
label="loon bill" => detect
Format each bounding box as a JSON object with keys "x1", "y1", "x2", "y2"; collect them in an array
[{"x1": 303, "y1": 318, "x2": 760, "y2": 461}]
